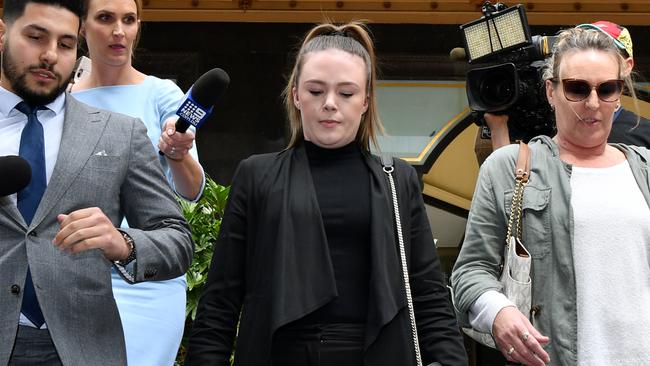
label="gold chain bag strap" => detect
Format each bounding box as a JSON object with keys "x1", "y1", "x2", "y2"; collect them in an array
[
  {"x1": 459, "y1": 142, "x2": 533, "y2": 349},
  {"x1": 500, "y1": 142, "x2": 533, "y2": 332}
]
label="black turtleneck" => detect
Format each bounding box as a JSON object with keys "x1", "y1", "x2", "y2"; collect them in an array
[{"x1": 297, "y1": 140, "x2": 371, "y2": 324}]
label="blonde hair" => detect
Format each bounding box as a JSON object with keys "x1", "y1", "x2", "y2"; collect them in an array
[
  {"x1": 282, "y1": 21, "x2": 384, "y2": 151},
  {"x1": 543, "y1": 27, "x2": 640, "y2": 122}
]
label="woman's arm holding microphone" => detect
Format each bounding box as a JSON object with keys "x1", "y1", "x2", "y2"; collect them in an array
[{"x1": 158, "y1": 118, "x2": 205, "y2": 200}]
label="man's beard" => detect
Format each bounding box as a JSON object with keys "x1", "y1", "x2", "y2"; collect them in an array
[{"x1": 2, "y1": 42, "x2": 72, "y2": 106}]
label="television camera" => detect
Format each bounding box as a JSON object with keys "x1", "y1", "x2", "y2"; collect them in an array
[{"x1": 458, "y1": 2, "x2": 557, "y2": 141}]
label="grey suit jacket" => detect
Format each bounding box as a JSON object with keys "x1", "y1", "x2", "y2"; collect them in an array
[{"x1": 0, "y1": 95, "x2": 194, "y2": 365}]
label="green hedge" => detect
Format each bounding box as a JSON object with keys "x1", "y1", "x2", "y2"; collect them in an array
[{"x1": 176, "y1": 178, "x2": 230, "y2": 365}]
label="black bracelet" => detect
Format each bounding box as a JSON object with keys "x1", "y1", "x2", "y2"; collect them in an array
[{"x1": 114, "y1": 231, "x2": 136, "y2": 266}]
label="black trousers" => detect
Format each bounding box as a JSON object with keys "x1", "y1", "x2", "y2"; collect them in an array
[
  {"x1": 9, "y1": 325, "x2": 62, "y2": 366},
  {"x1": 272, "y1": 323, "x2": 365, "y2": 366}
]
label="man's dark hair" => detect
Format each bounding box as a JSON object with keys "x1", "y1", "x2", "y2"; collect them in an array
[{"x1": 3, "y1": 0, "x2": 85, "y2": 24}]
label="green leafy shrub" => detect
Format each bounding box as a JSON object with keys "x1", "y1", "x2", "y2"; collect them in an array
[{"x1": 175, "y1": 177, "x2": 230, "y2": 365}]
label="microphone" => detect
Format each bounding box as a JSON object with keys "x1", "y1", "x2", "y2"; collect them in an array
[
  {"x1": 449, "y1": 47, "x2": 467, "y2": 62},
  {"x1": 159, "y1": 68, "x2": 230, "y2": 156},
  {"x1": 568, "y1": 103, "x2": 584, "y2": 121},
  {"x1": 174, "y1": 68, "x2": 230, "y2": 133},
  {"x1": 0, "y1": 156, "x2": 32, "y2": 196}
]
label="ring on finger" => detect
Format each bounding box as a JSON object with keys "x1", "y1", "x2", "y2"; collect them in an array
[
  {"x1": 521, "y1": 332, "x2": 530, "y2": 342},
  {"x1": 507, "y1": 346, "x2": 515, "y2": 356}
]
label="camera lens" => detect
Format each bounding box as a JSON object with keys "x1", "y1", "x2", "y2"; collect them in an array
[{"x1": 479, "y1": 71, "x2": 516, "y2": 108}]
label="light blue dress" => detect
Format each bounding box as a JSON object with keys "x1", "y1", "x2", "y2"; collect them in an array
[{"x1": 73, "y1": 76, "x2": 205, "y2": 366}]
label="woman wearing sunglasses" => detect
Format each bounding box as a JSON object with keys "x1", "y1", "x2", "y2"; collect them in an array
[
  {"x1": 482, "y1": 21, "x2": 648, "y2": 155},
  {"x1": 452, "y1": 27, "x2": 650, "y2": 365}
]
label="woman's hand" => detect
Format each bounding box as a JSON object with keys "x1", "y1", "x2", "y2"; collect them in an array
[
  {"x1": 156, "y1": 117, "x2": 204, "y2": 200},
  {"x1": 158, "y1": 118, "x2": 195, "y2": 161},
  {"x1": 493, "y1": 306, "x2": 550, "y2": 366}
]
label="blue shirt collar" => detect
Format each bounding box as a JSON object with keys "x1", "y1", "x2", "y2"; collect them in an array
[{"x1": 0, "y1": 85, "x2": 66, "y2": 117}]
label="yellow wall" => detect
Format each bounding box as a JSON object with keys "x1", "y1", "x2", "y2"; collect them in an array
[
  {"x1": 622, "y1": 95, "x2": 650, "y2": 119},
  {"x1": 422, "y1": 123, "x2": 479, "y2": 211}
]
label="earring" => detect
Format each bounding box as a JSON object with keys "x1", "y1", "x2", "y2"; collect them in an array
[{"x1": 549, "y1": 104, "x2": 555, "y2": 111}]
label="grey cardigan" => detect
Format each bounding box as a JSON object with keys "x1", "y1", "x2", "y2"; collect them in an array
[{"x1": 451, "y1": 135, "x2": 650, "y2": 365}]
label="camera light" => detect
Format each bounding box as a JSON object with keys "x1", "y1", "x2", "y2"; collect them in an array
[{"x1": 460, "y1": 5, "x2": 531, "y2": 63}]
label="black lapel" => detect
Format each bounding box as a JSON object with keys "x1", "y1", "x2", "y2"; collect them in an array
[
  {"x1": 363, "y1": 153, "x2": 406, "y2": 349},
  {"x1": 266, "y1": 145, "x2": 338, "y2": 329}
]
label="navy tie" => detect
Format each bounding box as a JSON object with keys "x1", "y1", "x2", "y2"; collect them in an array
[{"x1": 16, "y1": 101, "x2": 47, "y2": 328}]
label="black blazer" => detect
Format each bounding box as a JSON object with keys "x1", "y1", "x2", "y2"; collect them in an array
[{"x1": 185, "y1": 144, "x2": 467, "y2": 366}]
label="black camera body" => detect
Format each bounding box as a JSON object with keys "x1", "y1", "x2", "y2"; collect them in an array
[{"x1": 461, "y1": 3, "x2": 556, "y2": 141}]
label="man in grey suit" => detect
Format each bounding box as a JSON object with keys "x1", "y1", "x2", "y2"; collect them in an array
[{"x1": 0, "y1": 1, "x2": 194, "y2": 365}]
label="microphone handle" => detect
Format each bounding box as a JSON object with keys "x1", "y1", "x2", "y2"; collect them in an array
[
  {"x1": 175, "y1": 118, "x2": 191, "y2": 133},
  {"x1": 157, "y1": 118, "x2": 190, "y2": 156}
]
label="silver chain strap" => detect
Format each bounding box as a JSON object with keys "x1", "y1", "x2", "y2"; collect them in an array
[{"x1": 383, "y1": 164, "x2": 423, "y2": 366}]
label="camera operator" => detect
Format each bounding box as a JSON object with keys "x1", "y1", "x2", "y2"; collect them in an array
[{"x1": 484, "y1": 21, "x2": 649, "y2": 155}]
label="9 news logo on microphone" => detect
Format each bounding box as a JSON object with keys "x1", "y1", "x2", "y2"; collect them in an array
[{"x1": 177, "y1": 90, "x2": 213, "y2": 129}]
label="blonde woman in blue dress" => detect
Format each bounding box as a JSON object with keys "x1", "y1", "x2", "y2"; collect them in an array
[{"x1": 70, "y1": 0, "x2": 205, "y2": 364}]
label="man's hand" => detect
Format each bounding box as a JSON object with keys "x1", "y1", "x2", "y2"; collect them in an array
[
  {"x1": 484, "y1": 112, "x2": 511, "y2": 150},
  {"x1": 53, "y1": 207, "x2": 130, "y2": 261}
]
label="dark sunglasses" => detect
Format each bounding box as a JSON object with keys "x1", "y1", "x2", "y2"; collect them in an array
[{"x1": 556, "y1": 78, "x2": 624, "y2": 102}]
